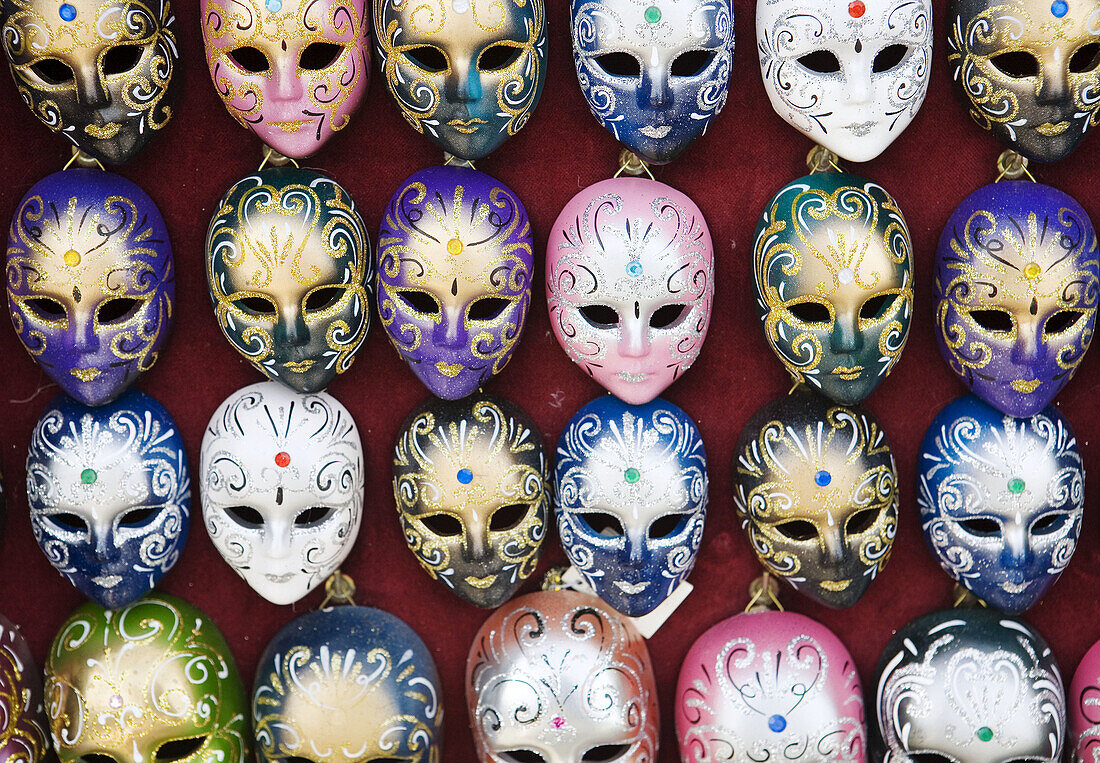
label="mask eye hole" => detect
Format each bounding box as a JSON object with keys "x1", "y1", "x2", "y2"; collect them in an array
[
  {"x1": 284, "y1": 758, "x2": 319, "y2": 763},
  {"x1": 30, "y1": 57, "x2": 75, "y2": 85},
  {"x1": 957, "y1": 517, "x2": 1000, "y2": 537},
  {"x1": 797, "y1": 50, "x2": 841, "y2": 73},
  {"x1": 787, "y1": 300, "x2": 831, "y2": 324},
  {"x1": 774, "y1": 519, "x2": 818, "y2": 541},
  {"x1": 82, "y1": 756, "x2": 121, "y2": 763},
  {"x1": 968, "y1": 308, "x2": 1014, "y2": 334},
  {"x1": 1031, "y1": 512, "x2": 1068, "y2": 535},
  {"x1": 1070, "y1": 41, "x2": 1100, "y2": 73},
  {"x1": 501, "y1": 753, "x2": 547, "y2": 763},
  {"x1": 304, "y1": 285, "x2": 344, "y2": 312},
  {"x1": 990, "y1": 51, "x2": 1040, "y2": 78},
  {"x1": 23, "y1": 296, "x2": 67, "y2": 321},
  {"x1": 119, "y1": 507, "x2": 157, "y2": 528},
  {"x1": 578, "y1": 304, "x2": 620, "y2": 328},
  {"x1": 670, "y1": 49, "x2": 715, "y2": 77},
  {"x1": 478, "y1": 43, "x2": 522, "y2": 71},
  {"x1": 403, "y1": 45, "x2": 448, "y2": 72},
  {"x1": 845, "y1": 508, "x2": 880, "y2": 535},
  {"x1": 594, "y1": 52, "x2": 641, "y2": 77},
  {"x1": 872, "y1": 44, "x2": 908, "y2": 73},
  {"x1": 909, "y1": 756, "x2": 955, "y2": 763},
  {"x1": 578, "y1": 512, "x2": 625, "y2": 537},
  {"x1": 647, "y1": 513, "x2": 686, "y2": 539},
  {"x1": 859, "y1": 293, "x2": 897, "y2": 321},
  {"x1": 489, "y1": 503, "x2": 529, "y2": 532},
  {"x1": 468, "y1": 296, "x2": 510, "y2": 321},
  {"x1": 48, "y1": 512, "x2": 88, "y2": 533},
  {"x1": 232, "y1": 295, "x2": 278, "y2": 317},
  {"x1": 154, "y1": 737, "x2": 207, "y2": 762},
  {"x1": 398, "y1": 290, "x2": 441, "y2": 316},
  {"x1": 300, "y1": 41, "x2": 342, "y2": 70},
  {"x1": 224, "y1": 505, "x2": 265, "y2": 529},
  {"x1": 102, "y1": 44, "x2": 144, "y2": 76},
  {"x1": 97, "y1": 297, "x2": 142, "y2": 325},
  {"x1": 420, "y1": 513, "x2": 463, "y2": 536},
  {"x1": 227, "y1": 46, "x2": 270, "y2": 74},
  {"x1": 650, "y1": 303, "x2": 687, "y2": 329},
  {"x1": 582, "y1": 745, "x2": 631, "y2": 762},
  {"x1": 1044, "y1": 309, "x2": 1083, "y2": 336},
  {"x1": 294, "y1": 506, "x2": 333, "y2": 527}
]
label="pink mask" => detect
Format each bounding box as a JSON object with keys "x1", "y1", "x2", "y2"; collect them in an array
[
  {"x1": 1071, "y1": 638, "x2": 1100, "y2": 760},
  {"x1": 201, "y1": 0, "x2": 369, "y2": 158},
  {"x1": 677, "y1": 610, "x2": 866, "y2": 762},
  {"x1": 547, "y1": 177, "x2": 714, "y2": 405}
]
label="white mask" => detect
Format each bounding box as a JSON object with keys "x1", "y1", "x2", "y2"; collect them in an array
[
  {"x1": 201, "y1": 381, "x2": 363, "y2": 605},
  {"x1": 756, "y1": 0, "x2": 932, "y2": 162}
]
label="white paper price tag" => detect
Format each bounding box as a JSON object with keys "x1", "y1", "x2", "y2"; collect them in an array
[{"x1": 559, "y1": 566, "x2": 693, "y2": 639}]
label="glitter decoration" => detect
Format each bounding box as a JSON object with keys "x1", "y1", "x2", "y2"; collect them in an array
[
  {"x1": 644, "y1": 5, "x2": 661, "y2": 22},
  {"x1": 976, "y1": 726, "x2": 993, "y2": 742},
  {"x1": 624, "y1": 467, "x2": 641, "y2": 484},
  {"x1": 80, "y1": 468, "x2": 97, "y2": 485},
  {"x1": 848, "y1": 0, "x2": 865, "y2": 16},
  {"x1": 814, "y1": 469, "x2": 832, "y2": 487},
  {"x1": 626, "y1": 260, "x2": 643, "y2": 277},
  {"x1": 1051, "y1": 0, "x2": 1068, "y2": 15},
  {"x1": 59, "y1": 2, "x2": 76, "y2": 20},
  {"x1": 447, "y1": 238, "x2": 464, "y2": 256},
  {"x1": 275, "y1": 451, "x2": 291, "y2": 468},
  {"x1": 1008, "y1": 477, "x2": 1025, "y2": 494},
  {"x1": 768, "y1": 714, "x2": 787, "y2": 732},
  {"x1": 457, "y1": 468, "x2": 473, "y2": 484}
]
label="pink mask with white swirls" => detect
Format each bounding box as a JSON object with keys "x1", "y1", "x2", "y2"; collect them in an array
[
  {"x1": 546, "y1": 177, "x2": 714, "y2": 405},
  {"x1": 676, "y1": 610, "x2": 866, "y2": 762},
  {"x1": 1071, "y1": 638, "x2": 1100, "y2": 760}
]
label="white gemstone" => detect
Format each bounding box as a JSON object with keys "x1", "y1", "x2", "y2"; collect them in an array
[
  {"x1": 838, "y1": 267, "x2": 855, "y2": 284},
  {"x1": 453, "y1": 0, "x2": 469, "y2": 12}
]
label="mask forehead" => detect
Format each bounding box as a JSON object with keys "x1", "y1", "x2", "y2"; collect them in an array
[
  {"x1": 753, "y1": 173, "x2": 913, "y2": 405},
  {"x1": 949, "y1": 0, "x2": 1100, "y2": 162},
  {"x1": 201, "y1": 381, "x2": 364, "y2": 605},
  {"x1": 253, "y1": 607, "x2": 442, "y2": 763},
  {"x1": 0, "y1": 616, "x2": 49, "y2": 763},
  {"x1": 378, "y1": 166, "x2": 533, "y2": 400},
  {"x1": 876, "y1": 609, "x2": 1064, "y2": 762},
  {"x1": 935, "y1": 181, "x2": 1099, "y2": 417},
  {"x1": 373, "y1": 0, "x2": 546, "y2": 160},
  {"x1": 466, "y1": 590, "x2": 658, "y2": 763},
  {"x1": 46, "y1": 595, "x2": 250, "y2": 763},
  {"x1": 757, "y1": 0, "x2": 931, "y2": 162}
]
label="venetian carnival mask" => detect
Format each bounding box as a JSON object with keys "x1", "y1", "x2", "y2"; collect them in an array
[
  {"x1": 207, "y1": 168, "x2": 371, "y2": 393},
  {"x1": 201, "y1": 0, "x2": 369, "y2": 159},
  {"x1": 753, "y1": 172, "x2": 913, "y2": 405},
  {"x1": 378, "y1": 166, "x2": 532, "y2": 400},
  {"x1": 201, "y1": 381, "x2": 364, "y2": 605},
  {"x1": 555, "y1": 394, "x2": 707, "y2": 617},
  {"x1": 935, "y1": 181, "x2": 1098, "y2": 418},
  {"x1": 547, "y1": 177, "x2": 714, "y2": 405},
  {"x1": 393, "y1": 394, "x2": 548, "y2": 608},
  {"x1": 875, "y1": 608, "x2": 1065, "y2": 762},
  {"x1": 0, "y1": 615, "x2": 48, "y2": 763},
  {"x1": 917, "y1": 394, "x2": 1083, "y2": 614},
  {"x1": 7, "y1": 169, "x2": 174, "y2": 406},
  {"x1": 948, "y1": 0, "x2": 1100, "y2": 163},
  {"x1": 26, "y1": 390, "x2": 190, "y2": 610},
  {"x1": 757, "y1": 0, "x2": 931, "y2": 163},
  {"x1": 570, "y1": 0, "x2": 734, "y2": 164},
  {"x1": 254, "y1": 606, "x2": 443, "y2": 763},
  {"x1": 734, "y1": 387, "x2": 897, "y2": 609},
  {"x1": 46, "y1": 594, "x2": 250, "y2": 763},
  {"x1": 676, "y1": 610, "x2": 866, "y2": 762},
  {"x1": 1, "y1": 0, "x2": 178, "y2": 164},
  {"x1": 372, "y1": 0, "x2": 546, "y2": 160},
  {"x1": 467, "y1": 589, "x2": 659, "y2": 762},
  {"x1": 1070, "y1": 638, "x2": 1100, "y2": 760}
]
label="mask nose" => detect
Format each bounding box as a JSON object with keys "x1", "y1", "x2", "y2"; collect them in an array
[
  {"x1": 433, "y1": 304, "x2": 466, "y2": 348},
  {"x1": 1036, "y1": 55, "x2": 1069, "y2": 106},
  {"x1": 1010, "y1": 323, "x2": 1041, "y2": 365},
  {"x1": 619, "y1": 306, "x2": 650, "y2": 358},
  {"x1": 262, "y1": 519, "x2": 293, "y2": 561},
  {"x1": 272, "y1": 63, "x2": 305, "y2": 103},
  {"x1": 93, "y1": 524, "x2": 120, "y2": 563},
  {"x1": 73, "y1": 313, "x2": 100, "y2": 353},
  {"x1": 277, "y1": 305, "x2": 310, "y2": 348},
  {"x1": 74, "y1": 63, "x2": 110, "y2": 110},
  {"x1": 820, "y1": 527, "x2": 848, "y2": 566},
  {"x1": 1000, "y1": 520, "x2": 1032, "y2": 572},
  {"x1": 829, "y1": 312, "x2": 863, "y2": 354},
  {"x1": 446, "y1": 59, "x2": 482, "y2": 104},
  {"x1": 846, "y1": 61, "x2": 874, "y2": 106},
  {"x1": 624, "y1": 530, "x2": 647, "y2": 567},
  {"x1": 639, "y1": 52, "x2": 672, "y2": 110},
  {"x1": 462, "y1": 522, "x2": 490, "y2": 564}
]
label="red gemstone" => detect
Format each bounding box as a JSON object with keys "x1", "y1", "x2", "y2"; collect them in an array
[
  {"x1": 848, "y1": 0, "x2": 865, "y2": 16},
  {"x1": 275, "y1": 451, "x2": 291, "y2": 467},
  {"x1": 552, "y1": 717, "x2": 565, "y2": 729}
]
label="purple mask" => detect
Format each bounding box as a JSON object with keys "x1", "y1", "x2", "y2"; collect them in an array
[
  {"x1": 935, "y1": 181, "x2": 1098, "y2": 417},
  {"x1": 377, "y1": 165, "x2": 533, "y2": 400},
  {"x1": 6, "y1": 169, "x2": 174, "y2": 406}
]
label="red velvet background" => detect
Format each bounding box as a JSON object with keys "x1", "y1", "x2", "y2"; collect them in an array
[{"x1": 1, "y1": 0, "x2": 1099, "y2": 759}]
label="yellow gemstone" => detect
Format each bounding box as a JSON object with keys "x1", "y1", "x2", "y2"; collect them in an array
[
  {"x1": 1024, "y1": 261, "x2": 1041, "y2": 280},
  {"x1": 64, "y1": 249, "x2": 81, "y2": 267},
  {"x1": 447, "y1": 238, "x2": 464, "y2": 256}
]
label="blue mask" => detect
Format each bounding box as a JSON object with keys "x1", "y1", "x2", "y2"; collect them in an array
[
  {"x1": 555, "y1": 394, "x2": 708, "y2": 616},
  {"x1": 571, "y1": 0, "x2": 734, "y2": 164},
  {"x1": 26, "y1": 391, "x2": 190, "y2": 609},
  {"x1": 918, "y1": 394, "x2": 1083, "y2": 613},
  {"x1": 253, "y1": 605, "x2": 443, "y2": 762}
]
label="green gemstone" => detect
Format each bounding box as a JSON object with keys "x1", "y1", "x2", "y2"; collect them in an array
[
  {"x1": 1008, "y1": 477, "x2": 1025, "y2": 494},
  {"x1": 80, "y1": 468, "x2": 97, "y2": 485},
  {"x1": 624, "y1": 467, "x2": 641, "y2": 484},
  {"x1": 976, "y1": 726, "x2": 993, "y2": 742},
  {"x1": 644, "y1": 5, "x2": 661, "y2": 22}
]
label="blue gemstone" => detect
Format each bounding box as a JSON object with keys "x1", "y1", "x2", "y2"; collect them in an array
[
  {"x1": 457, "y1": 468, "x2": 473, "y2": 484},
  {"x1": 266, "y1": 0, "x2": 282, "y2": 11},
  {"x1": 768, "y1": 714, "x2": 787, "y2": 732},
  {"x1": 58, "y1": 3, "x2": 76, "y2": 20},
  {"x1": 626, "y1": 260, "x2": 643, "y2": 277},
  {"x1": 814, "y1": 469, "x2": 832, "y2": 487},
  {"x1": 1051, "y1": 0, "x2": 1068, "y2": 15}
]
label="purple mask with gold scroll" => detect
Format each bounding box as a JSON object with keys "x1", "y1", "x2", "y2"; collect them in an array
[
  {"x1": 6, "y1": 169, "x2": 174, "y2": 406},
  {"x1": 377, "y1": 165, "x2": 533, "y2": 400},
  {"x1": 0, "y1": 614, "x2": 48, "y2": 762},
  {"x1": 935, "y1": 181, "x2": 1098, "y2": 418}
]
